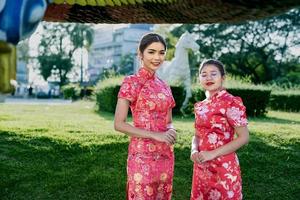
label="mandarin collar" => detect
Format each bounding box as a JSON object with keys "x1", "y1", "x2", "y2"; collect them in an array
[
  {"x1": 207, "y1": 88, "x2": 227, "y2": 101},
  {"x1": 137, "y1": 67, "x2": 155, "y2": 80}
]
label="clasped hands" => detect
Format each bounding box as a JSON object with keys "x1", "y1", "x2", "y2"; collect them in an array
[
  {"x1": 190, "y1": 150, "x2": 217, "y2": 163},
  {"x1": 153, "y1": 129, "x2": 177, "y2": 145}
]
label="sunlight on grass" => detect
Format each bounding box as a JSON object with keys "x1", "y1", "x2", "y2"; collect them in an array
[{"x1": 0, "y1": 101, "x2": 299, "y2": 199}]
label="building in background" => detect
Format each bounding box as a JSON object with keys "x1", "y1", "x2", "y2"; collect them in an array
[
  {"x1": 88, "y1": 24, "x2": 153, "y2": 83},
  {"x1": 14, "y1": 59, "x2": 28, "y2": 96}
]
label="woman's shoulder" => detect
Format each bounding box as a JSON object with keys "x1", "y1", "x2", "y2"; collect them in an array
[
  {"x1": 123, "y1": 74, "x2": 137, "y2": 82},
  {"x1": 222, "y1": 91, "x2": 244, "y2": 106},
  {"x1": 122, "y1": 74, "x2": 144, "y2": 85},
  {"x1": 194, "y1": 100, "x2": 206, "y2": 107}
]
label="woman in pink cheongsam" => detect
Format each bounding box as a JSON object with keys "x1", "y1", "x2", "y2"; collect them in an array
[
  {"x1": 190, "y1": 59, "x2": 249, "y2": 200},
  {"x1": 114, "y1": 33, "x2": 177, "y2": 200}
]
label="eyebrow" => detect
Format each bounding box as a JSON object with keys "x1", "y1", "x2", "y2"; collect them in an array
[
  {"x1": 147, "y1": 49, "x2": 165, "y2": 52},
  {"x1": 201, "y1": 70, "x2": 218, "y2": 73}
]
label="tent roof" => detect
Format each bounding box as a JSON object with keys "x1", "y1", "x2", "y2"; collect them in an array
[{"x1": 44, "y1": 0, "x2": 300, "y2": 23}]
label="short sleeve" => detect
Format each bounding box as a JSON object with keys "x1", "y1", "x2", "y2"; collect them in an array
[
  {"x1": 226, "y1": 97, "x2": 248, "y2": 127},
  {"x1": 118, "y1": 76, "x2": 138, "y2": 103}
]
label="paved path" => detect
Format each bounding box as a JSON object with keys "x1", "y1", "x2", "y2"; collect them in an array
[{"x1": 2, "y1": 97, "x2": 72, "y2": 105}]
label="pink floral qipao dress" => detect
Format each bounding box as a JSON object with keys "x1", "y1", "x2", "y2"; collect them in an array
[
  {"x1": 118, "y1": 67, "x2": 176, "y2": 200},
  {"x1": 191, "y1": 90, "x2": 248, "y2": 200}
]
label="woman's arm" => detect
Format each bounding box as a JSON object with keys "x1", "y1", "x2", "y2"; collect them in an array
[
  {"x1": 114, "y1": 98, "x2": 176, "y2": 144},
  {"x1": 190, "y1": 135, "x2": 199, "y2": 162},
  {"x1": 195, "y1": 126, "x2": 249, "y2": 163},
  {"x1": 165, "y1": 107, "x2": 177, "y2": 141}
]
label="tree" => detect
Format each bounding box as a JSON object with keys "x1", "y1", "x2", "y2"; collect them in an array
[
  {"x1": 38, "y1": 54, "x2": 72, "y2": 86},
  {"x1": 17, "y1": 39, "x2": 30, "y2": 63},
  {"x1": 118, "y1": 53, "x2": 134, "y2": 75},
  {"x1": 37, "y1": 22, "x2": 94, "y2": 86},
  {"x1": 170, "y1": 9, "x2": 300, "y2": 84},
  {"x1": 69, "y1": 23, "x2": 94, "y2": 84}
]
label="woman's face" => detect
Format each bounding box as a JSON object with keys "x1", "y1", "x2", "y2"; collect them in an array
[
  {"x1": 140, "y1": 42, "x2": 166, "y2": 73},
  {"x1": 199, "y1": 64, "x2": 224, "y2": 92}
]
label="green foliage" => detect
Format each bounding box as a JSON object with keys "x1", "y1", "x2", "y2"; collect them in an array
[
  {"x1": 99, "y1": 68, "x2": 119, "y2": 81},
  {"x1": 96, "y1": 85, "x2": 121, "y2": 113},
  {"x1": 269, "y1": 91, "x2": 300, "y2": 112},
  {"x1": 227, "y1": 88, "x2": 271, "y2": 117},
  {"x1": 118, "y1": 54, "x2": 134, "y2": 75},
  {"x1": 265, "y1": 59, "x2": 300, "y2": 88},
  {"x1": 95, "y1": 77, "x2": 185, "y2": 114},
  {"x1": 38, "y1": 54, "x2": 73, "y2": 86},
  {"x1": 170, "y1": 9, "x2": 300, "y2": 84},
  {"x1": 186, "y1": 86, "x2": 271, "y2": 117},
  {"x1": 70, "y1": 23, "x2": 94, "y2": 83},
  {"x1": 37, "y1": 22, "x2": 94, "y2": 85},
  {"x1": 181, "y1": 86, "x2": 205, "y2": 115},
  {"x1": 169, "y1": 86, "x2": 185, "y2": 115},
  {"x1": 95, "y1": 76, "x2": 271, "y2": 116},
  {"x1": 95, "y1": 76, "x2": 124, "y2": 113},
  {"x1": 80, "y1": 86, "x2": 95, "y2": 99},
  {"x1": 95, "y1": 76, "x2": 124, "y2": 89},
  {"x1": 61, "y1": 84, "x2": 81, "y2": 100}
]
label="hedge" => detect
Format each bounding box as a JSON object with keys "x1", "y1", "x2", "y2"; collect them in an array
[
  {"x1": 95, "y1": 78, "x2": 271, "y2": 117},
  {"x1": 95, "y1": 84, "x2": 185, "y2": 114},
  {"x1": 61, "y1": 84, "x2": 81, "y2": 100},
  {"x1": 96, "y1": 85, "x2": 120, "y2": 113},
  {"x1": 269, "y1": 92, "x2": 300, "y2": 112},
  {"x1": 227, "y1": 88, "x2": 271, "y2": 117},
  {"x1": 186, "y1": 87, "x2": 271, "y2": 117},
  {"x1": 62, "y1": 84, "x2": 95, "y2": 100}
]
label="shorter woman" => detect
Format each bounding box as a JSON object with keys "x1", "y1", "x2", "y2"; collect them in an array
[{"x1": 190, "y1": 59, "x2": 249, "y2": 200}]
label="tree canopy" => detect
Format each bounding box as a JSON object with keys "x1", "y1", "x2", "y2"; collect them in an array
[
  {"x1": 37, "y1": 23, "x2": 94, "y2": 86},
  {"x1": 170, "y1": 8, "x2": 300, "y2": 85}
]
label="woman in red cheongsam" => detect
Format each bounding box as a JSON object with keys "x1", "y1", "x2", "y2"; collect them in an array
[
  {"x1": 114, "y1": 33, "x2": 177, "y2": 200},
  {"x1": 190, "y1": 59, "x2": 249, "y2": 200}
]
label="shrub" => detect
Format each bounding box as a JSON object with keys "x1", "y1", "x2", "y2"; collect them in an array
[
  {"x1": 181, "y1": 87, "x2": 205, "y2": 115},
  {"x1": 170, "y1": 86, "x2": 185, "y2": 115},
  {"x1": 61, "y1": 84, "x2": 81, "y2": 100},
  {"x1": 95, "y1": 76, "x2": 186, "y2": 114},
  {"x1": 95, "y1": 76, "x2": 124, "y2": 113},
  {"x1": 269, "y1": 91, "x2": 300, "y2": 112},
  {"x1": 80, "y1": 86, "x2": 95, "y2": 99},
  {"x1": 95, "y1": 77, "x2": 272, "y2": 117},
  {"x1": 189, "y1": 87, "x2": 271, "y2": 117},
  {"x1": 96, "y1": 85, "x2": 120, "y2": 113},
  {"x1": 227, "y1": 88, "x2": 271, "y2": 117}
]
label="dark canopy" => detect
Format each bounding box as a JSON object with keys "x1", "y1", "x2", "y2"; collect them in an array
[{"x1": 44, "y1": 0, "x2": 300, "y2": 23}]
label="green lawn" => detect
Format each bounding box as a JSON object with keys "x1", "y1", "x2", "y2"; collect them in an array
[{"x1": 0, "y1": 101, "x2": 299, "y2": 200}]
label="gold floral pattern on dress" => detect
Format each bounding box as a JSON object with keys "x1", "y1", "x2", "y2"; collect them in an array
[
  {"x1": 118, "y1": 67, "x2": 175, "y2": 200},
  {"x1": 146, "y1": 185, "x2": 153, "y2": 196},
  {"x1": 134, "y1": 173, "x2": 143, "y2": 184},
  {"x1": 160, "y1": 173, "x2": 168, "y2": 182}
]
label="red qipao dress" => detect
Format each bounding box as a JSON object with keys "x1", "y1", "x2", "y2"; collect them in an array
[
  {"x1": 191, "y1": 90, "x2": 248, "y2": 200},
  {"x1": 118, "y1": 67, "x2": 176, "y2": 200}
]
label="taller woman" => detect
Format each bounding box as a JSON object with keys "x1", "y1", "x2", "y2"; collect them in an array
[{"x1": 114, "y1": 33, "x2": 177, "y2": 200}]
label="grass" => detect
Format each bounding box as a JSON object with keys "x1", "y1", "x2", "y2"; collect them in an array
[{"x1": 0, "y1": 101, "x2": 299, "y2": 199}]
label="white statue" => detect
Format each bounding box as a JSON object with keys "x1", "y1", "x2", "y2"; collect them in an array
[{"x1": 157, "y1": 31, "x2": 199, "y2": 110}]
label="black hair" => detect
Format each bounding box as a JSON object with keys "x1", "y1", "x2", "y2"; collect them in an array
[
  {"x1": 199, "y1": 59, "x2": 226, "y2": 76},
  {"x1": 138, "y1": 32, "x2": 167, "y2": 53}
]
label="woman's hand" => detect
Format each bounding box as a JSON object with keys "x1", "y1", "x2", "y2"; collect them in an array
[
  {"x1": 190, "y1": 151, "x2": 199, "y2": 163},
  {"x1": 152, "y1": 129, "x2": 177, "y2": 145},
  {"x1": 191, "y1": 150, "x2": 217, "y2": 163}
]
